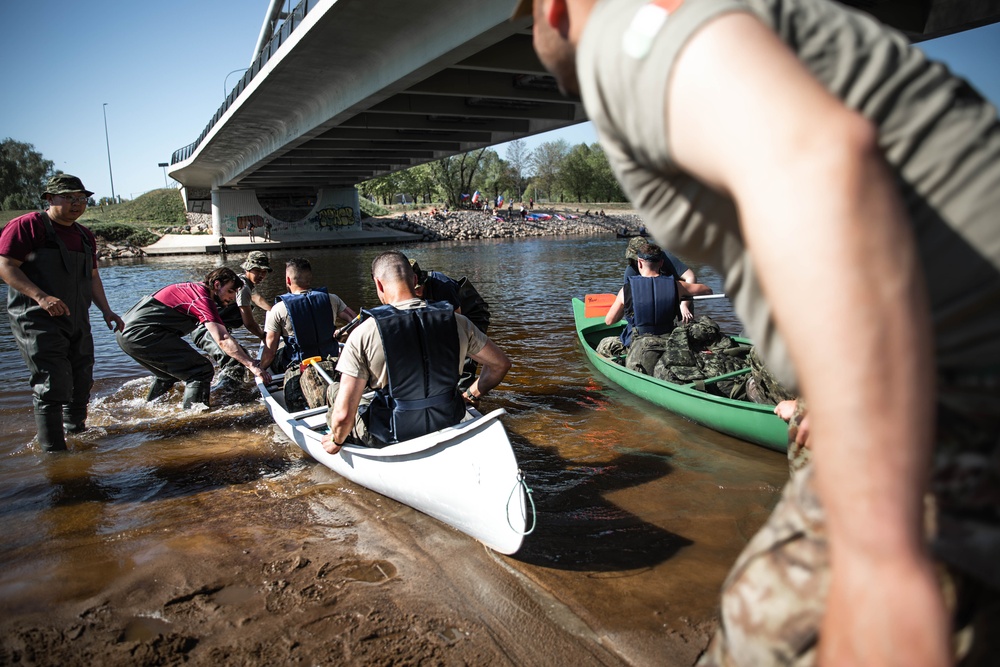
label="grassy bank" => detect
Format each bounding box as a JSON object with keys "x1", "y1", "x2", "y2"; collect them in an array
[{"x1": 1, "y1": 189, "x2": 186, "y2": 246}]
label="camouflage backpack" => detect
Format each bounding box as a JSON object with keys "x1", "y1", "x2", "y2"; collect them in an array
[{"x1": 651, "y1": 316, "x2": 751, "y2": 395}]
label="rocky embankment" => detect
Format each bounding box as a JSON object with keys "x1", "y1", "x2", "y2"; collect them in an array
[
  {"x1": 367, "y1": 208, "x2": 646, "y2": 241},
  {"x1": 95, "y1": 212, "x2": 213, "y2": 260}
]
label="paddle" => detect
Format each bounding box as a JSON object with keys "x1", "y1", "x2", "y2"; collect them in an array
[
  {"x1": 584, "y1": 292, "x2": 727, "y2": 318},
  {"x1": 333, "y1": 311, "x2": 367, "y2": 340},
  {"x1": 301, "y1": 356, "x2": 337, "y2": 386}
]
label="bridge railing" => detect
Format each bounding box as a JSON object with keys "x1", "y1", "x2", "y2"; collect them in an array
[{"x1": 171, "y1": 0, "x2": 317, "y2": 165}]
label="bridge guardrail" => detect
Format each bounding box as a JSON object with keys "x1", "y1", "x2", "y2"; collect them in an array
[{"x1": 171, "y1": 0, "x2": 317, "y2": 165}]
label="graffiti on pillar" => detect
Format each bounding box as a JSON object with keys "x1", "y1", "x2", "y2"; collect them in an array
[
  {"x1": 236, "y1": 214, "x2": 265, "y2": 230},
  {"x1": 311, "y1": 205, "x2": 358, "y2": 230}
]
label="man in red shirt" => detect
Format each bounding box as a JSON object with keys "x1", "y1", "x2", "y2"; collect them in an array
[
  {"x1": 116, "y1": 267, "x2": 271, "y2": 409},
  {"x1": 0, "y1": 174, "x2": 123, "y2": 452}
]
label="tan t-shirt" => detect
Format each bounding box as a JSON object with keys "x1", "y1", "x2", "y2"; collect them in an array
[
  {"x1": 336, "y1": 298, "x2": 489, "y2": 390},
  {"x1": 577, "y1": 0, "x2": 1000, "y2": 391},
  {"x1": 264, "y1": 291, "x2": 349, "y2": 337}
]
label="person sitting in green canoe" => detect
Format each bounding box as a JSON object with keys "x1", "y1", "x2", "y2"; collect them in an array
[
  {"x1": 320, "y1": 250, "x2": 511, "y2": 454},
  {"x1": 601, "y1": 242, "x2": 712, "y2": 356}
]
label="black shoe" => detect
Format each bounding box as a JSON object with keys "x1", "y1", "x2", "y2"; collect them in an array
[
  {"x1": 211, "y1": 372, "x2": 242, "y2": 393},
  {"x1": 182, "y1": 381, "x2": 211, "y2": 409},
  {"x1": 35, "y1": 411, "x2": 67, "y2": 452},
  {"x1": 146, "y1": 378, "x2": 176, "y2": 402},
  {"x1": 63, "y1": 422, "x2": 88, "y2": 434}
]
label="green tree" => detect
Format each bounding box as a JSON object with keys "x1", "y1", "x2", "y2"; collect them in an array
[
  {"x1": 504, "y1": 139, "x2": 532, "y2": 202},
  {"x1": 587, "y1": 143, "x2": 626, "y2": 202},
  {"x1": 430, "y1": 148, "x2": 487, "y2": 207},
  {"x1": 476, "y1": 149, "x2": 513, "y2": 206},
  {"x1": 359, "y1": 172, "x2": 403, "y2": 206},
  {"x1": 560, "y1": 143, "x2": 595, "y2": 202},
  {"x1": 531, "y1": 139, "x2": 569, "y2": 203},
  {"x1": 1, "y1": 138, "x2": 55, "y2": 210}
]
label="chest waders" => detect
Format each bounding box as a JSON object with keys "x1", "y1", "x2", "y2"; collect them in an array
[
  {"x1": 361, "y1": 303, "x2": 465, "y2": 445},
  {"x1": 192, "y1": 276, "x2": 248, "y2": 382},
  {"x1": 115, "y1": 294, "x2": 216, "y2": 408},
  {"x1": 7, "y1": 216, "x2": 94, "y2": 451}
]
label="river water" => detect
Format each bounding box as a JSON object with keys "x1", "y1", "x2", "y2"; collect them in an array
[{"x1": 0, "y1": 236, "x2": 787, "y2": 664}]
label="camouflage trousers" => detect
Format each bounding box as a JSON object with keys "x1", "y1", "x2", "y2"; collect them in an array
[{"x1": 699, "y1": 399, "x2": 1000, "y2": 666}]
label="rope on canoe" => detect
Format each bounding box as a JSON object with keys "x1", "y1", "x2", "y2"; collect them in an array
[{"x1": 509, "y1": 470, "x2": 537, "y2": 536}]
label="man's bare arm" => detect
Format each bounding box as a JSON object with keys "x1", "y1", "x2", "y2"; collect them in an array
[
  {"x1": 0, "y1": 255, "x2": 71, "y2": 317},
  {"x1": 239, "y1": 305, "x2": 266, "y2": 340},
  {"x1": 322, "y1": 372, "x2": 366, "y2": 454},
  {"x1": 605, "y1": 289, "x2": 625, "y2": 326},
  {"x1": 204, "y1": 321, "x2": 271, "y2": 384},
  {"x1": 465, "y1": 339, "x2": 512, "y2": 402},
  {"x1": 259, "y1": 330, "x2": 281, "y2": 371},
  {"x1": 668, "y1": 13, "x2": 945, "y2": 666},
  {"x1": 251, "y1": 292, "x2": 272, "y2": 312}
]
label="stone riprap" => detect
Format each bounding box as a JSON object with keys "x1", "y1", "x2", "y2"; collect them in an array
[{"x1": 367, "y1": 208, "x2": 646, "y2": 241}]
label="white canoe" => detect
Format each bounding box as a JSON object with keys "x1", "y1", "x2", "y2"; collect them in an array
[{"x1": 256, "y1": 376, "x2": 530, "y2": 555}]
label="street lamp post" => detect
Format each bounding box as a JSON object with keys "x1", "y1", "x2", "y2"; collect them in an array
[
  {"x1": 223, "y1": 68, "x2": 250, "y2": 102},
  {"x1": 102, "y1": 103, "x2": 116, "y2": 202},
  {"x1": 158, "y1": 162, "x2": 169, "y2": 188}
]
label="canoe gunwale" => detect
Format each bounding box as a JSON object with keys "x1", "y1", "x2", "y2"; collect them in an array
[
  {"x1": 255, "y1": 375, "x2": 529, "y2": 554},
  {"x1": 571, "y1": 298, "x2": 788, "y2": 452}
]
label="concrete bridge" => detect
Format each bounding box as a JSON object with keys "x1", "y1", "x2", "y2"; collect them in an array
[{"x1": 168, "y1": 0, "x2": 1000, "y2": 240}]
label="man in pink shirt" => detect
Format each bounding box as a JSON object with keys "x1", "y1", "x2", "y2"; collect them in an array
[{"x1": 115, "y1": 267, "x2": 271, "y2": 408}]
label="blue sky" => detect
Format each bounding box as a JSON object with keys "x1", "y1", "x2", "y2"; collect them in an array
[{"x1": 1, "y1": 1, "x2": 998, "y2": 202}]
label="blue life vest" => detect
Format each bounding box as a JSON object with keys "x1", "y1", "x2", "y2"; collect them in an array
[
  {"x1": 277, "y1": 288, "x2": 338, "y2": 362},
  {"x1": 621, "y1": 275, "x2": 679, "y2": 346},
  {"x1": 360, "y1": 302, "x2": 465, "y2": 445}
]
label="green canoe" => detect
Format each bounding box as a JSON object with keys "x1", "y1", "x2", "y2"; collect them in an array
[{"x1": 572, "y1": 297, "x2": 788, "y2": 452}]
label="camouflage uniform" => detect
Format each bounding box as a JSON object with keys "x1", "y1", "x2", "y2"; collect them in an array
[{"x1": 699, "y1": 377, "x2": 1000, "y2": 666}]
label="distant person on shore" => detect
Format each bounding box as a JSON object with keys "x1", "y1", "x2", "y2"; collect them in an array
[
  {"x1": 258, "y1": 257, "x2": 357, "y2": 373},
  {"x1": 0, "y1": 174, "x2": 124, "y2": 451},
  {"x1": 192, "y1": 251, "x2": 274, "y2": 389},
  {"x1": 247, "y1": 219, "x2": 256, "y2": 243},
  {"x1": 116, "y1": 267, "x2": 270, "y2": 409},
  {"x1": 321, "y1": 251, "x2": 510, "y2": 453},
  {"x1": 263, "y1": 219, "x2": 272, "y2": 242},
  {"x1": 218, "y1": 236, "x2": 228, "y2": 254}
]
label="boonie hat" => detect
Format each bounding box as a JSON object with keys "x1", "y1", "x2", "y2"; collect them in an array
[
  {"x1": 511, "y1": 0, "x2": 533, "y2": 19},
  {"x1": 625, "y1": 235, "x2": 649, "y2": 261},
  {"x1": 44, "y1": 174, "x2": 94, "y2": 197},
  {"x1": 242, "y1": 251, "x2": 273, "y2": 272},
  {"x1": 408, "y1": 258, "x2": 427, "y2": 285}
]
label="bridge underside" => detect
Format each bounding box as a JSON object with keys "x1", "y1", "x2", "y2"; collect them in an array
[{"x1": 170, "y1": 0, "x2": 999, "y2": 210}]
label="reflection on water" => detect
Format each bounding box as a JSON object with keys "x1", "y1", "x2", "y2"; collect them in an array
[{"x1": 0, "y1": 235, "x2": 785, "y2": 632}]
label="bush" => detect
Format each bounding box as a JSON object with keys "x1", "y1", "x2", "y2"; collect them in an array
[
  {"x1": 87, "y1": 222, "x2": 160, "y2": 247},
  {"x1": 360, "y1": 197, "x2": 389, "y2": 218}
]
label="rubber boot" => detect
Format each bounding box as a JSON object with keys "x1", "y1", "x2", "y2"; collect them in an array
[
  {"x1": 182, "y1": 381, "x2": 211, "y2": 409},
  {"x1": 63, "y1": 402, "x2": 88, "y2": 434},
  {"x1": 35, "y1": 409, "x2": 67, "y2": 452},
  {"x1": 146, "y1": 377, "x2": 176, "y2": 402}
]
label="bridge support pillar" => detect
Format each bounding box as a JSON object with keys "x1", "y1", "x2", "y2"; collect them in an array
[{"x1": 211, "y1": 188, "x2": 222, "y2": 238}]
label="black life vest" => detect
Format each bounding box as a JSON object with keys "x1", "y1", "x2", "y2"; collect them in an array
[
  {"x1": 622, "y1": 275, "x2": 679, "y2": 346},
  {"x1": 277, "y1": 288, "x2": 337, "y2": 362},
  {"x1": 360, "y1": 302, "x2": 465, "y2": 445}
]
